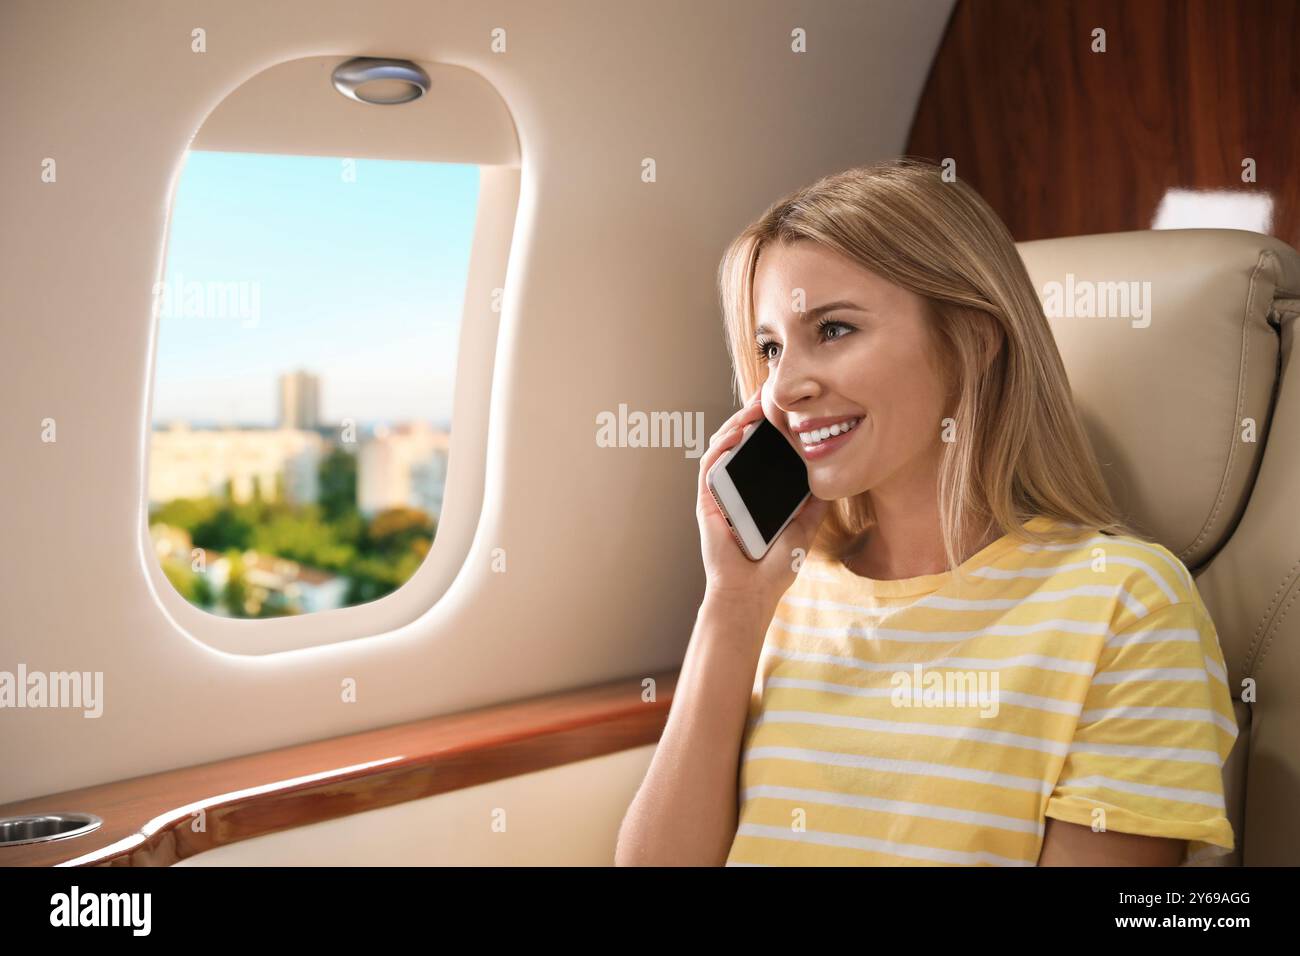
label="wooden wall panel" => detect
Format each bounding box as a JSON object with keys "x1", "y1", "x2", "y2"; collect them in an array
[{"x1": 906, "y1": 0, "x2": 1300, "y2": 247}]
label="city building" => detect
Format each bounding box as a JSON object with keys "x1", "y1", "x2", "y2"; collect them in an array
[
  {"x1": 357, "y1": 421, "x2": 450, "y2": 518},
  {"x1": 278, "y1": 370, "x2": 321, "y2": 430},
  {"x1": 149, "y1": 423, "x2": 325, "y2": 506}
]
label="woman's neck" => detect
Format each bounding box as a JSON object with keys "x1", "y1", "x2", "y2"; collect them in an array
[{"x1": 842, "y1": 518, "x2": 999, "y2": 580}]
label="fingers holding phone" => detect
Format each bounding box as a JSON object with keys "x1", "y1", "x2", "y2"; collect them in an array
[
  {"x1": 696, "y1": 390, "x2": 765, "y2": 507},
  {"x1": 697, "y1": 389, "x2": 829, "y2": 606}
]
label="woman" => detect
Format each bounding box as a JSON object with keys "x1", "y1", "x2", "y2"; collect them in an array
[{"x1": 615, "y1": 158, "x2": 1238, "y2": 866}]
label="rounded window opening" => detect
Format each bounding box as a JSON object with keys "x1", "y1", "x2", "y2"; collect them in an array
[{"x1": 148, "y1": 142, "x2": 480, "y2": 620}]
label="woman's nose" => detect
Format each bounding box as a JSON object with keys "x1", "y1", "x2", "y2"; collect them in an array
[{"x1": 767, "y1": 350, "x2": 819, "y2": 409}]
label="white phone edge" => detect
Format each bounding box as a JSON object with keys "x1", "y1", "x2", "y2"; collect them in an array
[{"x1": 706, "y1": 422, "x2": 813, "y2": 561}]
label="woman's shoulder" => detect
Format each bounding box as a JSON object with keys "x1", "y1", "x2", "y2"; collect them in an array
[{"x1": 1018, "y1": 517, "x2": 1201, "y2": 613}]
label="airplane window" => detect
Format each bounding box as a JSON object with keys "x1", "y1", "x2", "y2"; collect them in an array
[{"x1": 147, "y1": 150, "x2": 479, "y2": 618}]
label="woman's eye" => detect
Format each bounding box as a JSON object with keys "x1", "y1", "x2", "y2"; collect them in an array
[
  {"x1": 819, "y1": 318, "x2": 856, "y2": 340},
  {"x1": 754, "y1": 319, "x2": 854, "y2": 362}
]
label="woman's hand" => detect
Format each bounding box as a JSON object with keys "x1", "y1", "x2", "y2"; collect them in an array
[{"x1": 696, "y1": 387, "x2": 832, "y2": 613}]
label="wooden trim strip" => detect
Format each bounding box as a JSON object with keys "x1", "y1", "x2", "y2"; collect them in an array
[{"x1": 0, "y1": 669, "x2": 677, "y2": 867}]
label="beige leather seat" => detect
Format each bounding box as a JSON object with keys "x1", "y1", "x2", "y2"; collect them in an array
[{"x1": 1016, "y1": 228, "x2": 1300, "y2": 866}]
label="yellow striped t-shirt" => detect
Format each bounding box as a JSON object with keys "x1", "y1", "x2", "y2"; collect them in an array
[{"x1": 724, "y1": 515, "x2": 1239, "y2": 866}]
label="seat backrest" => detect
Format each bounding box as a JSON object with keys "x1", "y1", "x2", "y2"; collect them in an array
[{"x1": 1015, "y1": 229, "x2": 1300, "y2": 866}]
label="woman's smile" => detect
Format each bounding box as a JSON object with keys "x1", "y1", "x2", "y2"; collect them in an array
[{"x1": 797, "y1": 415, "x2": 863, "y2": 460}]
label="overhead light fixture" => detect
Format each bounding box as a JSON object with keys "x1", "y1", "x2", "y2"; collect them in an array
[
  {"x1": 331, "y1": 57, "x2": 430, "y2": 105},
  {"x1": 1151, "y1": 188, "x2": 1274, "y2": 234}
]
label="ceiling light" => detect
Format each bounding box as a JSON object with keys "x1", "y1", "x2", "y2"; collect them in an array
[{"x1": 331, "y1": 57, "x2": 430, "y2": 106}]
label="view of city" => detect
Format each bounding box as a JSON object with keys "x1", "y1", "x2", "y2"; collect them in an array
[
  {"x1": 150, "y1": 370, "x2": 450, "y2": 617},
  {"x1": 148, "y1": 150, "x2": 478, "y2": 617}
]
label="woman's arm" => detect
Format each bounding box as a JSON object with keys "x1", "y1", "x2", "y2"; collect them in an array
[
  {"x1": 1037, "y1": 817, "x2": 1186, "y2": 866},
  {"x1": 614, "y1": 590, "x2": 775, "y2": 866}
]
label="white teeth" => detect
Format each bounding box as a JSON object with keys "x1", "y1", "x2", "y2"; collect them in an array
[{"x1": 800, "y1": 417, "x2": 860, "y2": 445}]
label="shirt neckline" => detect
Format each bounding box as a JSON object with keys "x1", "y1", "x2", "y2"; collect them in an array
[{"x1": 823, "y1": 515, "x2": 1059, "y2": 597}]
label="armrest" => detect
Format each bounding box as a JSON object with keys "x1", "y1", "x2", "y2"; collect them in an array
[{"x1": 0, "y1": 669, "x2": 677, "y2": 866}]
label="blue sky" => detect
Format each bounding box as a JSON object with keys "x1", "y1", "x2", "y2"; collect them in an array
[{"x1": 151, "y1": 151, "x2": 479, "y2": 428}]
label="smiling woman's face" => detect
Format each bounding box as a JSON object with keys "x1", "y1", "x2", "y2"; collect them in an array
[{"x1": 752, "y1": 240, "x2": 953, "y2": 503}]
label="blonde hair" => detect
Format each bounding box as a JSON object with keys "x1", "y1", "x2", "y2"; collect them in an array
[{"x1": 716, "y1": 157, "x2": 1141, "y2": 581}]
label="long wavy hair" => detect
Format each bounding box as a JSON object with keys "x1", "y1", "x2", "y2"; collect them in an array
[{"x1": 716, "y1": 157, "x2": 1140, "y2": 580}]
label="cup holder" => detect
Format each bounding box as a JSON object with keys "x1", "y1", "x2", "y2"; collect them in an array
[{"x1": 0, "y1": 812, "x2": 103, "y2": 847}]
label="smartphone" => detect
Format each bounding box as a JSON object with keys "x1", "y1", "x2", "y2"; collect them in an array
[{"x1": 706, "y1": 416, "x2": 813, "y2": 560}]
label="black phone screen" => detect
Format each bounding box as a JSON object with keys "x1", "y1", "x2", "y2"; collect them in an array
[{"x1": 726, "y1": 418, "x2": 811, "y2": 543}]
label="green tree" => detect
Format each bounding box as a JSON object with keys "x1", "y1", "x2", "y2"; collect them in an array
[
  {"x1": 344, "y1": 555, "x2": 407, "y2": 605},
  {"x1": 223, "y1": 549, "x2": 248, "y2": 617},
  {"x1": 252, "y1": 506, "x2": 356, "y2": 572},
  {"x1": 363, "y1": 506, "x2": 435, "y2": 557},
  {"x1": 154, "y1": 459, "x2": 440, "y2": 615},
  {"x1": 330, "y1": 507, "x2": 366, "y2": 549},
  {"x1": 343, "y1": 508, "x2": 436, "y2": 605},
  {"x1": 192, "y1": 570, "x2": 216, "y2": 608},
  {"x1": 150, "y1": 497, "x2": 220, "y2": 535},
  {"x1": 318, "y1": 447, "x2": 357, "y2": 522},
  {"x1": 193, "y1": 505, "x2": 256, "y2": 552},
  {"x1": 161, "y1": 557, "x2": 202, "y2": 604}
]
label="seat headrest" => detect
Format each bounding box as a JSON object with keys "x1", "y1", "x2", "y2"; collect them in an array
[{"x1": 1016, "y1": 228, "x2": 1300, "y2": 568}]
